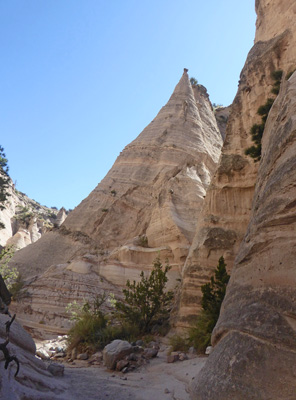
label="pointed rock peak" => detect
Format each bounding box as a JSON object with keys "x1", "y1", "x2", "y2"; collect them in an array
[{"x1": 169, "y1": 68, "x2": 193, "y2": 100}]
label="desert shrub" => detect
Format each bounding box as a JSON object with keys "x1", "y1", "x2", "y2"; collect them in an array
[
  {"x1": 188, "y1": 256, "x2": 230, "y2": 353},
  {"x1": 257, "y1": 98, "x2": 274, "y2": 121},
  {"x1": 271, "y1": 70, "x2": 283, "y2": 94},
  {"x1": 115, "y1": 257, "x2": 174, "y2": 334},
  {"x1": 169, "y1": 334, "x2": 190, "y2": 352},
  {"x1": 67, "y1": 295, "x2": 140, "y2": 352},
  {"x1": 67, "y1": 295, "x2": 108, "y2": 352}
]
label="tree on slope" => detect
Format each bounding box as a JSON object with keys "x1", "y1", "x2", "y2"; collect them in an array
[{"x1": 0, "y1": 146, "x2": 10, "y2": 229}]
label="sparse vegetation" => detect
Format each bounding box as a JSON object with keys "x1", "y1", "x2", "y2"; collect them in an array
[
  {"x1": 66, "y1": 295, "x2": 139, "y2": 353},
  {"x1": 286, "y1": 69, "x2": 296, "y2": 80},
  {"x1": 188, "y1": 256, "x2": 230, "y2": 353},
  {"x1": 115, "y1": 257, "x2": 174, "y2": 334},
  {"x1": 168, "y1": 334, "x2": 190, "y2": 353},
  {"x1": 102, "y1": 208, "x2": 108, "y2": 212},
  {"x1": 0, "y1": 146, "x2": 10, "y2": 229},
  {"x1": 245, "y1": 70, "x2": 283, "y2": 161},
  {"x1": 190, "y1": 77, "x2": 198, "y2": 86},
  {"x1": 0, "y1": 246, "x2": 19, "y2": 290}
]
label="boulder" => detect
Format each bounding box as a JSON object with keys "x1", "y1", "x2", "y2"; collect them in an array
[{"x1": 103, "y1": 340, "x2": 133, "y2": 370}]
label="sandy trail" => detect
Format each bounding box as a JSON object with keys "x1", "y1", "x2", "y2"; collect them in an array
[{"x1": 62, "y1": 348, "x2": 206, "y2": 400}]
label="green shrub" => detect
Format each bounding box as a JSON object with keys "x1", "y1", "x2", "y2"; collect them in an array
[
  {"x1": 188, "y1": 256, "x2": 230, "y2": 353},
  {"x1": 0, "y1": 246, "x2": 19, "y2": 290},
  {"x1": 190, "y1": 77, "x2": 198, "y2": 86},
  {"x1": 169, "y1": 334, "x2": 189, "y2": 352},
  {"x1": 115, "y1": 257, "x2": 174, "y2": 334}
]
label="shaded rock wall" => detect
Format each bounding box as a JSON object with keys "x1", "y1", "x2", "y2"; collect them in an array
[
  {"x1": 192, "y1": 65, "x2": 296, "y2": 400},
  {"x1": 177, "y1": 0, "x2": 296, "y2": 327}
]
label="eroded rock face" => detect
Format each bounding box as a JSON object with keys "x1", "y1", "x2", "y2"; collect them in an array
[
  {"x1": 0, "y1": 314, "x2": 68, "y2": 399},
  {"x1": 0, "y1": 182, "x2": 64, "y2": 250},
  {"x1": 177, "y1": 0, "x2": 296, "y2": 328},
  {"x1": 192, "y1": 65, "x2": 296, "y2": 400},
  {"x1": 10, "y1": 70, "x2": 223, "y2": 333}
]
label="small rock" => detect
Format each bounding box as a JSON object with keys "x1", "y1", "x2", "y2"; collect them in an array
[
  {"x1": 36, "y1": 348, "x2": 50, "y2": 360},
  {"x1": 205, "y1": 346, "x2": 213, "y2": 355},
  {"x1": 77, "y1": 353, "x2": 88, "y2": 360},
  {"x1": 53, "y1": 352, "x2": 66, "y2": 358},
  {"x1": 188, "y1": 347, "x2": 197, "y2": 355},
  {"x1": 89, "y1": 352, "x2": 103, "y2": 363},
  {"x1": 127, "y1": 353, "x2": 138, "y2": 361},
  {"x1": 47, "y1": 363, "x2": 64, "y2": 377},
  {"x1": 135, "y1": 340, "x2": 144, "y2": 347},
  {"x1": 116, "y1": 360, "x2": 129, "y2": 371},
  {"x1": 167, "y1": 354, "x2": 179, "y2": 363},
  {"x1": 143, "y1": 348, "x2": 158, "y2": 359},
  {"x1": 164, "y1": 388, "x2": 170, "y2": 394},
  {"x1": 147, "y1": 341, "x2": 159, "y2": 350},
  {"x1": 179, "y1": 353, "x2": 188, "y2": 361}
]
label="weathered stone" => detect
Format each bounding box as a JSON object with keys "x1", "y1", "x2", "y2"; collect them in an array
[
  {"x1": 36, "y1": 348, "x2": 50, "y2": 360},
  {"x1": 77, "y1": 352, "x2": 88, "y2": 360},
  {"x1": 191, "y1": 1, "x2": 296, "y2": 398},
  {"x1": 103, "y1": 340, "x2": 133, "y2": 370},
  {"x1": 116, "y1": 359, "x2": 129, "y2": 371},
  {"x1": 47, "y1": 362, "x2": 64, "y2": 376},
  {"x1": 167, "y1": 354, "x2": 179, "y2": 363},
  {"x1": 143, "y1": 348, "x2": 158, "y2": 359}
]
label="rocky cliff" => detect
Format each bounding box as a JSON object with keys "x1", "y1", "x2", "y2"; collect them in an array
[
  {"x1": 0, "y1": 180, "x2": 66, "y2": 250},
  {"x1": 9, "y1": 70, "x2": 224, "y2": 335},
  {"x1": 177, "y1": 0, "x2": 296, "y2": 328},
  {"x1": 191, "y1": 0, "x2": 296, "y2": 398}
]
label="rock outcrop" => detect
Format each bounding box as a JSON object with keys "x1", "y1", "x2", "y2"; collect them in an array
[
  {"x1": 0, "y1": 314, "x2": 68, "y2": 399},
  {"x1": 191, "y1": 0, "x2": 296, "y2": 398},
  {"x1": 177, "y1": 0, "x2": 296, "y2": 328},
  {"x1": 0, "y1": 181, "x2": 66, "y2": 250},
  {"x1": 9, "y1": 70, "x2": 223, "y2": 333}
]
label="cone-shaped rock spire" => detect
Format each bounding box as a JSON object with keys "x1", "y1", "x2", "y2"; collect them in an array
[{"x1": 10, "y1": 70, "x2": 223, "y2": 334}]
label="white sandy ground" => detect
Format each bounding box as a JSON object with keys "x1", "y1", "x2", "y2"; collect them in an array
[{"x1": 59, "y1": 347, "x2": 207, "y2": 400}]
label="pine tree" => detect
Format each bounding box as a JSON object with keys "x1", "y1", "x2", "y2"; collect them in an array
[
  {"x1": 189, "y1": 256, "x2": 230, "y2": 352},
  {"x1": 0, "y1": 146, "x2": 10, "y2": 229}
]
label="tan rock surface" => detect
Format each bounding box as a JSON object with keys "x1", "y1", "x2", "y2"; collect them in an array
[
  {"x1": 10, "y1": 70, "x2": 223, "y2": 332},
  {"x1": 192, "y1": 65, "x2": 296, "y2": 400},
  {"x1": 0, "y1": 181, "x2": 63, "y2": 249},
  {"x1": 0, "y1": 314, "x2": 68, "y2": 399},
  {"x1": 177, "y1": 0, "x2": 296, "y2": 328}
]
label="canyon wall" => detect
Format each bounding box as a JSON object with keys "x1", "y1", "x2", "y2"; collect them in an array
[
  {"x1": 192, "y1": 0, "x2": 296, "y2": 398},
  {"x1": 9, "y1": 70, "x2": 224, "y2": 335},
  {"x1": 178, "y1": 0, "x2": 296, "y2": 327},
  {"x1": 0, "y1": 181, "x2": 66, "y2": 250}
]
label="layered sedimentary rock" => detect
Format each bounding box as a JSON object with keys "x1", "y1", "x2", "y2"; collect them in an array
[
  {"x1": 191, "y1": 0, "x2": 296, "y2": 398},
  {"x1": 10, "y1": 70, "x2": 223, "y2": 333},
  {"x1": 0, "y1": 182, "x2": 65, "y2": 250},
  {"x1": 178, "y1": 0, "x2": 296, "y2": 327},
  {"x1": 192, "y1": 64, "x2": 296, "y2": 400}
]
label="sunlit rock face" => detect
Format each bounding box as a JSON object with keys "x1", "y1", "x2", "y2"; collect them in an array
[
  {"x1": 177, "y1": 0, "x2": 296, "y2": 328},
  {"x1": 0, "y1": 181, "x2": 63, "y2": 250},
  {"x1": 191, "y1": 0, "x2": 296, "y2": 398},
  {"x1": 9, "y1": 70, "x2": 223, "y2": 334}
]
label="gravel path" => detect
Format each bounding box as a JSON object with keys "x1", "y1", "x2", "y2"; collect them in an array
[{"x1": 62, "y1": 348, "x2": 207, "y2": 400}]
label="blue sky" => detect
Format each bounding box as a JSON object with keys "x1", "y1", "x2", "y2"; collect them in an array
[{"x1": 0, "y1": 1, "x2": 256, "y2": 210}]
